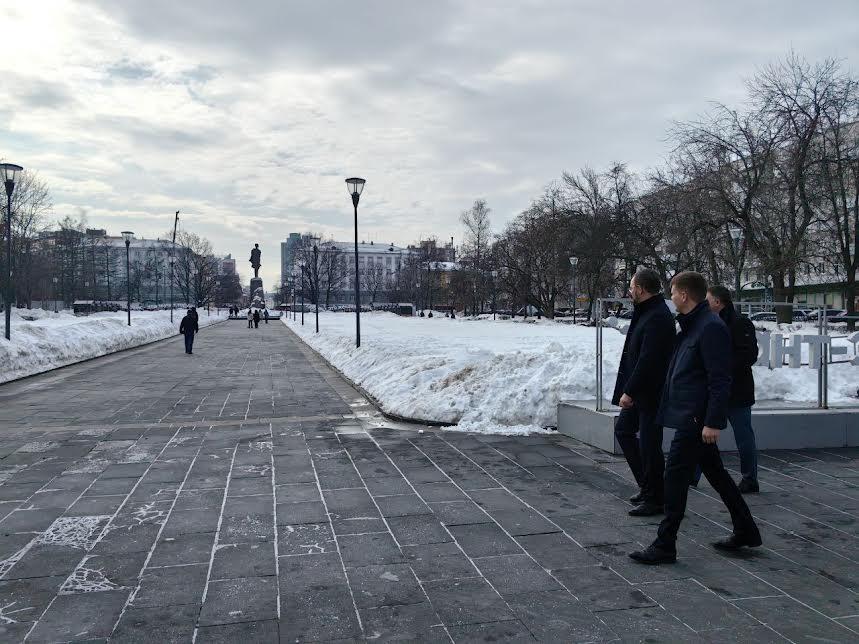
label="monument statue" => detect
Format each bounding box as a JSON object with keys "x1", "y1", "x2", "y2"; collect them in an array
[{"x1": 249, "y1": 243, "x2": 261, "y2": 278}]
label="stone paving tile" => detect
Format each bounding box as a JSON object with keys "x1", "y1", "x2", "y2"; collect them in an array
[
  {"x1": 423, "y1": 577, "x2": 515, "y2": 626},
  {"x1": 1, "y1": 322, "x2": 859, "y2": 642},
  {"x1": 359, "y1": 602, "x2": 447, "y2": 643},
  {"x1": 198, "y1": 576, "x2": 279, "y2": 626},
  {"x1": 474, "y1": 554, "x2": 563, "y2": 595},
  {"x1": 447, "y1": 619, "x2": 536, "y2": 643},
  {"x1": 196, "y1": 618, "x2": 279, "y2": 643}
]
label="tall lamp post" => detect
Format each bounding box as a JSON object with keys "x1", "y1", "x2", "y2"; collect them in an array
[
  {"x1": 728, "y1": 226, "x2": 744, "y2": 300},
  {"x1": 491, "y1": 270, "x2": 498, "y2": 320},
  {"x1": 298, "y1": 260, "x2": 305, "y2": 326},
  {"x1": 52, "y1": 276, "x2": 58, "y2": 313},
  {"x1": 170, "y1": 210, "x2": 179, "y2": 322},
  {"x1": 568, "y1": 256, "x2": 578, "y2": 324},
  {"x1": 291, "y1": 270, "x2": 297, "y2": 321},
  {"x1": 345, "y1": 177, "x2": 366, "y2": 348},
  {"x1": 2, "y1": 163, "x2": 23, "y2": 340},
  {"x1": 312, "y1": 241, "x2": 320, "y2": 333},
  {"x1": 121, "y1": 231, "x2": 134, "y2": 326}
]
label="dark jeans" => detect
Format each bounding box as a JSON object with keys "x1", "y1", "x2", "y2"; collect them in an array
[
  {"x1": 254, "y1": 319, "x2": 259, "y2": 328},
  {"x1": 656, "y1": 428, "x2": 760, "y2": 553},
  {"x1": 690, "y1": 405, "x2": 758, "y2": 485},
  {"x1": 183, "y1": 333, "x2": 194, "y2": 354},
  {"x1": 615, "y1": 405, "x2": 664, "y2": 504}
]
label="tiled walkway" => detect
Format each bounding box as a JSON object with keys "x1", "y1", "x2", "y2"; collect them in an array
[{"x1": 0, "y1": 320, "x2": 858, "y2": 642}]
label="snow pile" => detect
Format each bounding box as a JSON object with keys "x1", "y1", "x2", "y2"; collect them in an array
[
  {"x1": 0, "y1": 308, "x2": 227, "y2": 383},
  {"x1": 285, "y1": 311, "x2": 859, "y2": 435}
]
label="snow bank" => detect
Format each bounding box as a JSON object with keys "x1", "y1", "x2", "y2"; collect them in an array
[
  {"x1": 0, "y1": 308, "x2": 227, "y2": 383},
  {"x1": 285, "y1": 311, "x2": 859, "y2": 435}
]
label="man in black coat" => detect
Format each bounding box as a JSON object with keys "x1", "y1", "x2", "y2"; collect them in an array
[
  {"x1": 179, "y1": 308, "x2": 199, "y2": 354},
  {"x1": 630, "y1": 272, "x2": 761, "y2": 565},
  {"x1": 612, "y1": 268, "x2": 676, "y2": 516},
  {"x1": 707, "y1": 285, "x2": 760, "y2": 493}
]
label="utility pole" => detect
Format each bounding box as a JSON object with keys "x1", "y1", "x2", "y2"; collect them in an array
[{"x1": 171, "y1": 210, "x2": 179, "y2": 322}]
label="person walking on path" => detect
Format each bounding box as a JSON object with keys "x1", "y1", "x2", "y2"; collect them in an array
[
  {"x1": 612, "y1": 268, "x2": 677, "y2": 517},
  {"x1": 706, "y1": 285, "x2": 760, "y2": 493},
  {"x1": 253, "y1": 309, "x2": 261, "y2": 328},
  {"x1": 247, "y1": 309, "x2": 253, "y2": 329},
  {"x1": 179, "y1": 308, "x2": 199, "y2": 354},
  {"x1": 264, "y1": 309, "x2": 269, "y2": 324},
  {"x1": 630, "y1": 271, "x2": 761, "y2": 565}
]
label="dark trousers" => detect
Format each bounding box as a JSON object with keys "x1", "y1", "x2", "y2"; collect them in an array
[
  {"x1": 655, "y1": 428, "x2": 760, "y2": 552},
  {"x1": 254, "y1": 319, "x2": 259, "y2": 328},
  {"x1": 183, "y1": 332, "x2": 194, "y2": 354},
  {"x1": 615, "y1": 405, "x2": 664, "y2": 504}
]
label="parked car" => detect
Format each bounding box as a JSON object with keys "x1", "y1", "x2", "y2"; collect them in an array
[
  {"x1": 749, "y1": 312, "x2": 777, "y2": 322},
  {"x1": 806, "y1": 308, "x2": 845, "y2": 321}
]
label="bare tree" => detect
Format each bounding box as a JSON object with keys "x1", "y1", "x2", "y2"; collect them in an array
[{"x1": 460, "y1": 199, "x2": 492, "y2": 312}]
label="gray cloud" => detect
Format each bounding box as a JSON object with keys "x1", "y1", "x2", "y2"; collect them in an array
[{"x1": 4, "y1": 1, "x2": 858, "y2": 287}]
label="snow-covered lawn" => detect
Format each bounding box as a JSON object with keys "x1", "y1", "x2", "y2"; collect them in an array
[
  {"x1": 0, "y1": 308, "x2": 227, "y2": 384},
  {"x1": 285, "y1": 311, "x2": 859, "y2": 435}
]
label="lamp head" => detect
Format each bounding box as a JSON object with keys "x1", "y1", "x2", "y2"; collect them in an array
[
  {"x1": 345, "y1": 177, "x2": 365, "y2": 206},
  {"x1": 569, "y1": 256, "x2": 578, "y2": 267},
  {"x1": 121, "y1": 231, "x2": 134, "y2": 245},
  {"x1": 728, "y1": 226, "x2": 744, "y2": 243},
  {"x1": 0, "y1": 163, "x2": 23, "y2": 197}
]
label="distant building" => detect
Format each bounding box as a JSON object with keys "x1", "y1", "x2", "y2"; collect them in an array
[
  {"x1": 281, "y1": 233, "x2": 302, "y2": 286},
  {"x1": 220, "y1": 255, "x2": 236, "y2": 275}
]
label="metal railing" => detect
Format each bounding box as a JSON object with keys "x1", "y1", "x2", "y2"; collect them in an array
[{"x1": 594, "y1": 297, "x2": 858, "y2": 412}]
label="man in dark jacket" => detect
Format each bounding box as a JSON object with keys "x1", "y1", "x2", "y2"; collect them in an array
[
  {"x1": 612, "y1": 268, "x2": 676, "y2": 516},
  {"x1": 706, "y1": 286, "x2": 759, "y2": 493},
  {"x1": 630, "y1": 272, "x2": 761, "y2": 565},
  {"x1": 253, "y1": 309, "x2": 261, "y2": 328},
  {"x1": 179, "y1": 308, "x2": 199, "y2": 354}
]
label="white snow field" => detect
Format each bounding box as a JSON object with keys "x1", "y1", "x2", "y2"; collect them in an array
[
  {"x1": 285, "y1": 311, "x2": 859, "y2": 435},
  {"x1": 0, "y1": 308, "x2": 227, "y2": 384}
]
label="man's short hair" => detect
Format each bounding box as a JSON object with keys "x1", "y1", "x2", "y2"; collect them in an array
[
  {"x1": 707, "y1": 285, "x2": 733, "y2": 307},
  {"x1": 671, "y1": 271, "x2": 708, "y2": 303},
  {"x1": 632, "y1": 268, "x2": 662, "y2": 295}
]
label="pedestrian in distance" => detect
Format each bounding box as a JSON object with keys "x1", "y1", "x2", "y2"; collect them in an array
[
  {"x1": 247, "y1": 309, "x2": 253, "y2": 329},
  {"x1": 264, "y1": 309, "x2": 269, "y2": 324},
  {"x1": 612, "y1": 268, "x2": 677, "y2": 517},
  {"x1": 629, "y1": 272, "x2": 761, "y2": 566},
  {"x1": 706, "y1": 285, "x2": 760, "y2": 493},
  {"x1": 253, "y1": 309, "x2": 261, "y2": 328},
  {"x1": 179, "y1": 308, "x2": 199, "y2": 354}
]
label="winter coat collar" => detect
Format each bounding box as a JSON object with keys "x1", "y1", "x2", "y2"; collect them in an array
[{"x1": 676, "y1": 300, "x2": 709, "y2": 332}]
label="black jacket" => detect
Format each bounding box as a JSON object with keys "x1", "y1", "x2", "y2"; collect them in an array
[
  {"x1": 657, "y1": 301, "x2": 732, "y2": 431},
  {"x1": 179, "y1": 315, "x2": 198, "y2": 335},
  {"x1": 719, "y1": 306, "x2": 758, "y2": 407},
  {"x1": 611, "y1": 295, "x2": 677, "y2": 409}
]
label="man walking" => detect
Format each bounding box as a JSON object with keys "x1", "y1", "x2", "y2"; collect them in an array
[
  {"x1": 630, "y1": 272, "x2": 761, "y2": 565},
  {"x1": 707, "y1": 285, "x2": 760, "y2": 493},
  {"x1": 253, "y1": 309, "x2": 261, "y2": 328},
  {"x1": 612, "y1": 268, "x2": 676, "y2": 516},
  {"x1": 247, "y1": 309, "x2": 253, "y2": 328},
  {"x1": 264, "y1": 309, "x2": 269, "y2": 324},
  {"x1": 179, "y1": 308, "x2": 198, "y2": 354}
]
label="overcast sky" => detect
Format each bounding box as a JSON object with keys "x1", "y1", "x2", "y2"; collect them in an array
[{"x1": 2, "y1": 1, "x2": 858, "y2": 285}]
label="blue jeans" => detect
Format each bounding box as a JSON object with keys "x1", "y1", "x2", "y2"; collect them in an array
[
  {"x1": 184, "y1": 333, "x2": 195, "y2": 354},
  {"x1": 691, "y1": 405, "x2": 758, "y2": 484}
]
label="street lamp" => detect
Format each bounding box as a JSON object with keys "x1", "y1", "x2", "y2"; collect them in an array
[
  {"x1": 291, "y1": 270, "x2": 297, "y2": 321},
  {"x1": 121, "y1": 231, "x2": 134, "y2": 326},
  {"x1": 169, "y1": 255, "x2": 176, "y2": 322},
  {"x1": 569, "y1": 256, "x2": 579, "y2": 325},
  {"x1": 312, "y1": 241, "x2": 320, "y2": 333},
  {"x1": 728, "y1": 226, "x2": 744, "y2": 299},
  {"x1": 491, "y1": 270, "x2": 498, "y2": 320},
  {"x1": 346, "y1": 177, "x2": 366, "y2": 348},
  {"x1": 52, "y1": 276, "x2": 58, "y2": 313},
  {"x1": 2, "y1": 163, "x2": 23, "y2": 340},
  {"x1": 298, "y1": 260, "x2": 306, "y2": 326}
]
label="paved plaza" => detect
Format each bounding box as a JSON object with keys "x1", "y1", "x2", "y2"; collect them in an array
[{"x1": 0, "y1": 320, "x2": 857, "y2": 642}]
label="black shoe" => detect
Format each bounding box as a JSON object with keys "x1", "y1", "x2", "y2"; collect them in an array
[
  {"x1": 629, "y1": 544, "x2": 676, "y2": 565},
  {"x1": 738, "y1": 479, "x2": 759, "y2": 494},
  {"x1": 628, "y1": 503, "x2": 664, "y2": 517},
  {"x1": 712, "y1": 533, "x2": 763, "y2": 551},
  {"x1": 629, "y1": 489, "x2": 645, "y2": 504}
]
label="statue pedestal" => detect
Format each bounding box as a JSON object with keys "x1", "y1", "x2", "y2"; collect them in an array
[{"x1": 250, "y1": 277, "x2": 263, "y2": 294}]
